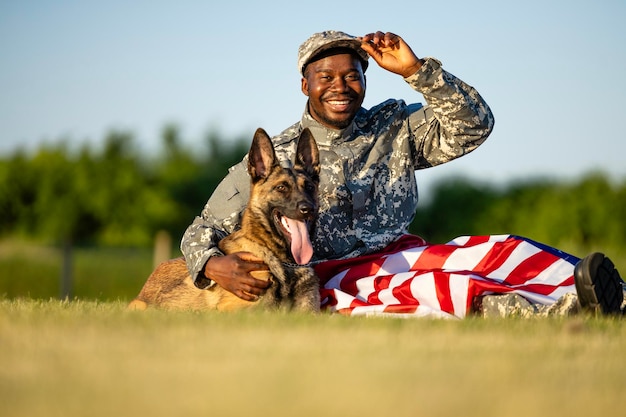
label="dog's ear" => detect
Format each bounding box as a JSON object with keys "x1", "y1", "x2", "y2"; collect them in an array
[
  {"x1": 248, "y1": 128, "x2": 277, "y2": 180},
  {"x1": 294, "y1": 128, "x2": 320, "y2": 181}
]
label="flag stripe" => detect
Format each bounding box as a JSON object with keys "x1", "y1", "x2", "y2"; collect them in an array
[{"x1": 316, "y1": 234, "x2": 579, "y2": 318}]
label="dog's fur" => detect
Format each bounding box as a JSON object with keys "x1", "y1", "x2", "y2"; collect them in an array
[{"x1": 128, "y1": 128, "x2": 321, "y2": 312}]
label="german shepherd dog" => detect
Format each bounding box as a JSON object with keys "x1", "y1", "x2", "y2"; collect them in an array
[{"x1": 129, "y1": 128, "x2": 321, "y2": 312}]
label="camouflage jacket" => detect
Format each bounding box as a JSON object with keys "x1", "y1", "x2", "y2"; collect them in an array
[{"x1": 181, "y1": 57, "x2": 495, "y2": 288}]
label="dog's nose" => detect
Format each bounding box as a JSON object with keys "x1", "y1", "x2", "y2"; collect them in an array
[{"x1": 298, "y1": 202, "x2": 314, "y2": 216}]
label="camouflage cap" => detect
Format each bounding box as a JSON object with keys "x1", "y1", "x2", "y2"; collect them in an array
[{"x1": 297, "y1": 30, "x2": 369, "y2": 75}]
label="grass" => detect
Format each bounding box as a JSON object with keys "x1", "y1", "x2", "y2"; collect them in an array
[
  {"x1": 0, "y1": 240, "x2": 155, "y2": 300},
  {"x1": 1, "y1": 239, "x2": 624, "y2": 303},
  {"x1": 1, "y1": 298, "x2": 624, "y2": 417},
  {"x1": 1, "y1": 240, "x2": 625, "y2": 416}
]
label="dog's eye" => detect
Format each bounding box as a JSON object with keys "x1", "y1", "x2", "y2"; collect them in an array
[
  {"x1": 304, "y1": 182, "x2": 315, "y2": 193},
  {"x1": 275, "y1": 183, "x2": 289, "y2": 193}
]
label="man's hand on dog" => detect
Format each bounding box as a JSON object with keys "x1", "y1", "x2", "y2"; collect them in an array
[{"x1": 204, "y1": 252, "x2": 271, "y2": 301}]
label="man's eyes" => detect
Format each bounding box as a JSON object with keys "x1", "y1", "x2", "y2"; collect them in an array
[{"x1": 318, "y1": 74, "x2": 361, "y2": 82}]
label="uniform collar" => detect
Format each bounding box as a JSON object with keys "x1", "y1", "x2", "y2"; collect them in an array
[{"x1": 300, "y1": 104, "x2": 358, "y2": 146}]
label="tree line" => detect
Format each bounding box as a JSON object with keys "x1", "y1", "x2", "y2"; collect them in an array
[
  {"x1": 410, "y1": 173, "x2": 626, "y2": 251},
  {"x1": 2, "y1": 126, "x2": 625, "y2": 253},
  {"x1": 0, "y1": 126, "x2": 249, "y2": 248}
]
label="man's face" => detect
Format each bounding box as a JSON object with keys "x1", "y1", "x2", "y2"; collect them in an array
[{"x1": 301, "y1": 52, "x2": 366, "y2": 130}]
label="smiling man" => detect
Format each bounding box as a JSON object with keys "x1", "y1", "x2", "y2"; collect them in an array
[
  {"x1": 179, "y1": 30, "x2": 624, "y2": 317},
  {"x1": 301, "y1": 48, "x2": 367, "y2": 129}
]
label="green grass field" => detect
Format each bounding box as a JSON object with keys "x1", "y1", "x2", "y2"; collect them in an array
[
  {"x1": 1, "y1": 299, "x2": 625, "y2": 417},
  {"x1": 0, "y1": 240, "x2": 155, "y2": 301},
  {"x1": 1, "y1": 241, "x2": 625, "y2": 417}
]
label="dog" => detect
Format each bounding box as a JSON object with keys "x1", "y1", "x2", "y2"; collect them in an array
[{"x1": 128, "y1": 127, "x2": 321, "y2": 312}]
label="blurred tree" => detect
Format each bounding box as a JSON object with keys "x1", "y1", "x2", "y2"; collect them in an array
[
  {"x1": 567, "y1": 173, "x2": 622, "y2": 248},
  {"x1": 410, "y1": 172, "x2": 626, "y2": 254},
  {"x1": 0, "y1": 151, "x2": 39, "y2": 236},
  {"x1": 86, "y1": 130, "x2": 177, "y2": 246},
  {"x1": 480, "y1": 178, "x2": 559, "y2": 240},
  {"x1": 4, "y1": 125, "x2": 622, "y2": 299},
  {"x1": 0, "y1": 127, "x2": 255, "y2": 298},
  {"x1": 26, "y1": 142, "x2": 95, "y2": 298},
  {"x1": 152, "y1": 125, "x2": 249, "y2": 243},
  {"x1": 410, "y1": 176, "x2": 499, "y2": 243}
]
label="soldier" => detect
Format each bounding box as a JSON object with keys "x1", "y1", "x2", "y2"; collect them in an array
[{"x1": 181, "y1": 30, "x2": 624, "y2": 318}]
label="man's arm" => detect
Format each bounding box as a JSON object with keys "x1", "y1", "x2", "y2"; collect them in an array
[
  {"x1": 405, "y1": 57, "x2": 494, "y2": 167},
  {"x1": 360, "y1": 31, "x2": 495, "y2": 167},
  {"x1": 180, "y1": 160, "x2": 270, "y2": 299}
]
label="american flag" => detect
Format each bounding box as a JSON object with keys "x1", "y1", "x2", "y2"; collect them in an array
[{"x1": 315, "y1": 234, "x2": 580, "y2": 319}]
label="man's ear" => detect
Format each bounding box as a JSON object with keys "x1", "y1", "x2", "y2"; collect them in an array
[
  {"x1": 301, "y1": 77, "x2": 310, "y2": 97},
  {"x1": 248, "y1": 128, "x2": 277, "y2": 181}
]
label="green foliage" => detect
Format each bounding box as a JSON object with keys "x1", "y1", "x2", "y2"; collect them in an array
[
  {"x1": 153, "y1": 125, "x2": 249, "y2": 241},
  {"x1": 410, "y1": 172, "x2": 626, "y2": 259},
  {"x1": 0, "y1": 126, "x2": 249, "y2": 247},
  {"x1": 2, "y1": 126, "x2": 625, "y2": 261},
  {"x1": 0, "y1": 151, "x2": 38, "y2": 235},
  {"x1": 410, "y1": 177, "x2": 499, "y2": 241}
]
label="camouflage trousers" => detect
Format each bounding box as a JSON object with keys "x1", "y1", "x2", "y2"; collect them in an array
[{"x1": 479, "y1": 284, "x2": 626, "y2": 318}]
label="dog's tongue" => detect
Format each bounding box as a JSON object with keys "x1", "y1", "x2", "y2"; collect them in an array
[{"x1": 281, "y1": 217, "x2": 313, "y2": 264}]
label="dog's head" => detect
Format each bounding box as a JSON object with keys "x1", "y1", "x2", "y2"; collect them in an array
[{"x1": 247, "y1": 127, "x2": 320, "y2": 265}]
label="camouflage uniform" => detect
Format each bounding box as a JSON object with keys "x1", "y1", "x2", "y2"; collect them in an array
[
  {"x1": 181, "y1": 55, "x2": 495, "y2": 289},
  {"x1": 479, "y1": 293, "x2": 581, "y2": 318}
]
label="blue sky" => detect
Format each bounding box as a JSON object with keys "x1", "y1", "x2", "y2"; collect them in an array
[{"x1": 1, "y1": 0, "x2": 625, "y2": 197}]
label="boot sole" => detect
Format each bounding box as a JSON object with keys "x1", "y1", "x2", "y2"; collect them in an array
[{"x1": 574, "y1": 252, "x2": 623, "y2": 315}]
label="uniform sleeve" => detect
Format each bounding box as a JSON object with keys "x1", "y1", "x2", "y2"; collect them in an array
[
  {"x1": 404, "y1": 57, "x2": 495, "y2": 168},
  {"x1": 179, "y1": 160, "x2": 251, "y2": 288}
]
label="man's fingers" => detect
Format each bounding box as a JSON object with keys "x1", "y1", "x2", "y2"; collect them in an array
[
  {"x1": 230, "y1": 274, "x2": 271, "y2": 300},
  {"x1": 236, "y1": 252, "x2": 270, "y2": 272},
  {"x1": 384, "y1": 33, "x2": 400, "y2": 47},
  {"x1": 235, "y1": 277, "x2": 271, "y2": 301},
  {"x1": 361, "y1": 31, "x2": 399, "y2": 48},
  {"x1": 244, "y1": 277, "x2": 271, "y2": 293},
  {"x1": 237, "y1": 289, "x2": 259, "y2": 302}
]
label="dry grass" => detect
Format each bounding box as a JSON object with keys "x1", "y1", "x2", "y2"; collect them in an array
[
  {"x1": 0, "y1": 241, "x2": 154, "y2": 300},
  {"x1": 0, "y1": 298, "x2": 624, "y2": 417}
]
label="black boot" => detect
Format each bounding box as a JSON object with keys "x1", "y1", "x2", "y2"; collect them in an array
[{"x1": 574, "y1": 252, "x2": 624, "y2": 315}]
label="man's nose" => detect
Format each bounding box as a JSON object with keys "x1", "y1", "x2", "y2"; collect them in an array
[{"x1": 330, "y1": 77, "x2": 348, "y2": 91}]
